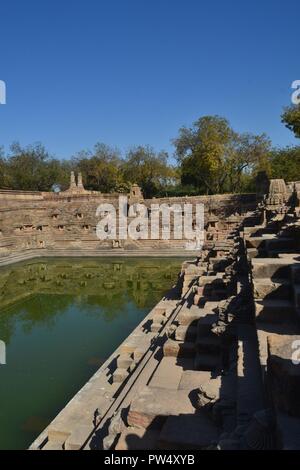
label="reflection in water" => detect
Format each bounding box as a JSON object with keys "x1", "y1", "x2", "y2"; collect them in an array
[{"x1": 0, "y1": 257, "x2": 181, "y2": 449}]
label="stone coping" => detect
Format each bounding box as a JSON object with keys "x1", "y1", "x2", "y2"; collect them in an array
[{"x1": 0, "y1": 248, "x2": 199, "y2": 267}]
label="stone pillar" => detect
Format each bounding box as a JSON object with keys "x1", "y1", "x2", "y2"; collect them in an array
[
  {"x1": 77, "y1": 172, "x2": 84, "y2": 191},
  {"x1": 265, "y1": 179, "x2": 288, "y2": 210},
  {"x1": 69, "y1": 171, "x2": 76, "y2": 191},
  {"x1": 129, "y1": 184, "x2": 144, "y2": 204}
]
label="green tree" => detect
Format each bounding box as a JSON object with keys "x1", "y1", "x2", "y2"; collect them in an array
[
  {"x1": 47, "y1": 159, "x2": 72, "y2": 191},
  {"x1": 270, "y1": 146, "x2": 300, "y2": 181},
  {"x1": 173, "y1": 116, "x2": 271, "y2": 194},
  {"x1": 73, "y1": 143, "x2": 126, "y2": 193},
  {"x1": 0, "y1": 147, "x2": 8, "y2": 188},
  {"x1": 281, "y1": 105, "x2": 300, "y2": 138},
  {"x1": 122, "y1": 145, "x2": 173, "y2": 198},
  {"x1": 6, "y1": 142, "x2": 65, "y2": 191},
  {"x1": 173, "y1": 116, "x2": 237, "y2": 194},
  {"x1": 226, "y1": 133, "x2": 271, "y2": 192}
]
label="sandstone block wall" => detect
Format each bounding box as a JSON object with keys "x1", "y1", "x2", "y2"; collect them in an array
[{"x1": 0, "y1": 178, "x2": 257, "y2": 264}]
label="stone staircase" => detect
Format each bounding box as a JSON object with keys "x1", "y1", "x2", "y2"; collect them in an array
[
  {"x1": 113, "y1": 232, "x2": 244, "y2": 450},
  {"x1": 113, "y1": 199, "x2": 300, "y2": 450},
  {"x1": 243, "y1": 204, "x2": 300, "y2": 449}
]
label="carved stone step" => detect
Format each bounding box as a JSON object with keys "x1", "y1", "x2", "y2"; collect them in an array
[
  {"x1": 163, "y1": 339, "x2": 195, "y2": 358},
  {"x1": 178, "y1": 370, "x2": 212, "y2": 390},
  {"x1": 253, "y1": 278, "x2": 291, "y2": 301},
  {"x1": 116, "y1": 427, "x2": 160, "y2": 450},
  {"x1": 127, "y1": 387, "x2": 196, "y2": 429},
  {"x1": 255, "y1": 299, "x2": 294, "y2": 322},
  {"x1": 64, "y1": 424, "x2": 91, "y2": 450},
  {"x1": 177, "y1": 306, "x2": 208, "y2": 326},
  {"x1": 252, "y1": 258, "x2": 298, "y2": 280},
  {"x1": 266, "y1": 237, "x2": 296, "y2": 251},
  {"x1": 247, "y1": 237, "x2": 295, "y2": 250},
  {"x1": 113, "y1": 368, "x2": 130, "y2": 383},
  {"x1": 148, "y1": 357, "x2": 184, "y2": 390},
  {"x1": 175, "y1": 325, "x2": 197, "y2": 342},
  {"x1": 117, "y1": 354, "x2": 133, "y2": 369}
]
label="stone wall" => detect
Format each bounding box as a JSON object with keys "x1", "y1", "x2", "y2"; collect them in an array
[{"x1": 0, "y1": 174, "x2": 257, "y2": 264}]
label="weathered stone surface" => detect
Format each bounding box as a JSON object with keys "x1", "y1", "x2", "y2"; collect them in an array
[
  {"x1": 117, "y1": 354, "x2": 133, "y2": 369},
  {"x1": 0, "y1": 176, "x2": 258, "y2": 267},
  {"x1": 119, "y1": 335, "x2": 144, "y2": 355},
  {"x1": 252, "y1": 258, "x2": 295, "y2": 280},
  {"x1": 176, "y1": 305, "x2": 207, "y2": 326},
  {"x1": 176, "y1": 311, "x2": 203, "y2": 326},
  {"x1": 64, "y1": 424, "x2": 91, "y2": 450},
  {"x1": 163, "y1": 339, "x2": 195, "y2": 358},
  {"x1": 195, "y1": 377, "x2": 222, "y2": 408},
  {"x1": 42, "y1": 440, "x2": 63, "y2": 450},
  {"x1": 127, "y1": 387, "x2": 196, "y2": 429},
  {"x1": 265, "y1": 179, "x2": 287, "y2": 208},
  {"x1": 47, "y1": 394, "x2": 111, "y2": 443},
  {"x1": 151, "y1": 323, "x2": 162, "y2": 333},
  {"x1": 175, "y1": 325, "x2": 197, "y2": 342},
  {"x1": 103, "y1": 409, "x2": 127, "y2": 450},
  {"x1": 253, "y1": 279, "x2": 291, "y2": 300},
  {"x1": 153, "y1": 306, "x2": 166, "y2": 316},
  {"x1": 178, "y1": 370, "x2": 212, "y2": 390},
  {"x1": 255, "y1": 300, "x2": 294, "y2": 322},
  {"x1": 152, "y1": 314, "x2": 165, "y2": 325},
  {"x1": 149, "y1": 357, "x2": 183, "y2": 390},
  {"x1": 116, "y1": 427, "x2": 159, "y2": 450},
  {"x1": 113, "y1": 368, "x2": 130, "y2": 384},
  {"x1": 133, "y1": 347, "x2": 146, "y2": 361},
  {"x1": 267, "y1": 335, "x2": 300, "y2": 417}
]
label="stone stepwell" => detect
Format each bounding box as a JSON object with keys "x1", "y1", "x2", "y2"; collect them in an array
[
  {"x1": 27, "y1": 176, "x2": 300, "y2": 450},
  {"x1": 0, "y1": 173, "x2": 300, "y2": 450}
]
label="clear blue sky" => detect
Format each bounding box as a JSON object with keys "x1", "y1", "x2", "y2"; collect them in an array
[{"x1": 0, "y1": 0, "x2": 299, "y2": 160}]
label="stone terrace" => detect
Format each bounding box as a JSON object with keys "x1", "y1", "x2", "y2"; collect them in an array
[{"x1": 0, "y1": 172, "x2": 256, "y2": 264}]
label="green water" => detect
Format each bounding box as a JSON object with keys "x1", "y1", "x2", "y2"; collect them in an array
[{"x1": 0, "y1": 257, "x2": 181, "y2": 450}]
